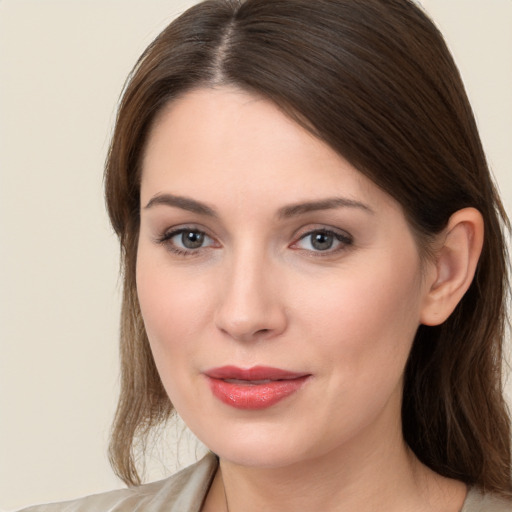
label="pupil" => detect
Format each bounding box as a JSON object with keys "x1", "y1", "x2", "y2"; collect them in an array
[
  {"x1": 182, "y1": 231, "x2": 204, "y2": 249},
  {"x1": 311, "y1": 232, "x2": 333, "y2": 250}
]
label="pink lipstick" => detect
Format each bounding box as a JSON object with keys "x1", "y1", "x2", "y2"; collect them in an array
[{"x1": 205, "y1": 366, "x2": 310, "y2": 410}]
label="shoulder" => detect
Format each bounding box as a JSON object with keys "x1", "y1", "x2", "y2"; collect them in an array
[
  {"x1": 17, "y1": 453, "x2": 218, "y2": 512},
  {"x1": 462, "y1": 487, "x2": 512, "y2": 512}
]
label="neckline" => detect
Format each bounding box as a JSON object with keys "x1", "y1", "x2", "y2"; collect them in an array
[{"x1": 200, "y1": 456, "x2": 481, "y2": 512}]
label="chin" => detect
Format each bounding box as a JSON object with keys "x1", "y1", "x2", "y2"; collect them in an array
[
  {"x1": 215, "y1": 445, "x2": 306, "y2": 469},
  {"x1": 193, "y1": 421, "x2": 325, "y2": 469}
]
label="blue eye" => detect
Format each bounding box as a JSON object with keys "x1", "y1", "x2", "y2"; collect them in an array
[{"x1": 295, "y1": 229, "x2": 352, "y2": 252}]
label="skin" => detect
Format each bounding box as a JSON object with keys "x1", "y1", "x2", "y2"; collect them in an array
[{"x1": 137, "y1": 87, "x2": 472, "y2": 511}]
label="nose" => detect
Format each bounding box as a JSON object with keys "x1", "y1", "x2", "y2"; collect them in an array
[{"x1": 214, "y1": 248, "x2": 288, "y2": 342}]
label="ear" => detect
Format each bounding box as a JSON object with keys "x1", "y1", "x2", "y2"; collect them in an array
[{"x1": 420, "y1": 208, "x2": 484, "y2": 326}]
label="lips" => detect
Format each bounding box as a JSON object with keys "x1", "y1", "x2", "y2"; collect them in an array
[{"x1": 204, "y1": 366, "x2": 310, "y2": 410}]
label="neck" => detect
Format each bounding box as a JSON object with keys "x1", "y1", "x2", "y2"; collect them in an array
[{"x1": 207, "y1": 410, "x2": 466, "y2": 512}]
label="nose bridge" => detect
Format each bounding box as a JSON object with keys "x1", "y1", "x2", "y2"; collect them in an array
[{"x1": 215, "y1": 240, "x2": 286, "y2": 341}]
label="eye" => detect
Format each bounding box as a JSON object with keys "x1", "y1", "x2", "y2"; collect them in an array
[
  {"x1": 157, "y1": 227, "x2": 217, "y2": 254},
  {"x1": 178, "y1": 230, "x2": 207, "y2": 249},
  {"x1": 293, "y1": 229, "x2": 352, "y2": 253}
]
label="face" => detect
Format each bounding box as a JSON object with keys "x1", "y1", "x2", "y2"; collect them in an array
[{"x1": 137, "y1": 87, "x2": 433, "y2": 469}]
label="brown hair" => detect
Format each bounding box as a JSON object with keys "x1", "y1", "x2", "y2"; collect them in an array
[{"x1": 105, "y1": 0, "x2": 511, "y2": 495}]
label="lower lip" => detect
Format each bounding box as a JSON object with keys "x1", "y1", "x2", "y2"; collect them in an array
[{"x1": 207, "y1": 376, "x2": 309, "y2": 410}]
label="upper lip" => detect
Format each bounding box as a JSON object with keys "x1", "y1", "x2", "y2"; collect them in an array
[{"x1": 204, "y1": 365, "x2": 309, "y2": 381}]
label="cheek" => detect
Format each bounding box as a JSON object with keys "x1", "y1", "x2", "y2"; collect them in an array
[
  {"x1": 136, "y1": 249, "x2": 212, "y2": 344},
  {"x1": 294, "y1": 265, "x2": 422, "y2": 442},
  {"x1": 135, "y1": 254, "x2": 204, "y2": 409},
  {"x1": 135, "y1": 249, "x2": 213, "y2": 411},
  {"x1": 298, "y1": 256, "x2": 423, "y2": 384}
]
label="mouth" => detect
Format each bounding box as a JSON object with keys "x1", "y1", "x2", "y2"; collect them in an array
[{"x1": 204, "y1": 366, "x2": 311, "y2": 410}]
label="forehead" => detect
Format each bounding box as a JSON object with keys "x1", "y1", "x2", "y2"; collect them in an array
[{"x1": 140, "y1": 86, "x2": 394, "y2": 215}]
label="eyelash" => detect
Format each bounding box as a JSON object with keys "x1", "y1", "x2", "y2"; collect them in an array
[{"x1": 156, "y1": 226, "x2": 353, "y2": 257}]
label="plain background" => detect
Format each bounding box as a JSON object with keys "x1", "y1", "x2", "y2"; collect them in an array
[{"x1": 0, "y1": 1, "x2": 511, "y2": 510}]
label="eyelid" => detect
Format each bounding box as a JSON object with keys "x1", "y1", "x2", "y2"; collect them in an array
[
  {"x1": 156, "y1": 224, "x2": 198, "y2": 241},
  {"x1": 292, "y1": 224, "x2": 353, "y2": 241}
]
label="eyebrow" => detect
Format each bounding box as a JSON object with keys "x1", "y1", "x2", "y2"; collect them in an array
[
  {"x1": 144, "y1": 193, "x2": 373, "y2": 218},
  {"x1": 277, "y1": 197, "x2": 374, "y2": 218},
  {"x1": 144, "y1": 194, "x2": 218, "y2": 217}
]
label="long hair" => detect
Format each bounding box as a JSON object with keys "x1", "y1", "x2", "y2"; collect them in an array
[{"x1": 105, "y1": 0, "x2": 511, "y2": 494}]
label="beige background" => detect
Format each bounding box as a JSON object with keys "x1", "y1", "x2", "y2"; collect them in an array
[{"x1": 1, "y1": 1, "x2": 510, "y2": 510}]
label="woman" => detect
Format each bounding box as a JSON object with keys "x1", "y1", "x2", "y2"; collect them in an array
[{"x1": 21, "y1": 0, "x2": 511, "y2": 510}]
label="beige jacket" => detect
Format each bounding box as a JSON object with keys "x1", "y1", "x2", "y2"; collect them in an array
[{"x1": 19, "y1": 453, "x2": 511, "y2": 511}]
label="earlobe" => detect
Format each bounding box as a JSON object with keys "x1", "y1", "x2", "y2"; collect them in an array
[{"x1": 420, "y1": 208, "x2": 484, "y2": 326}]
